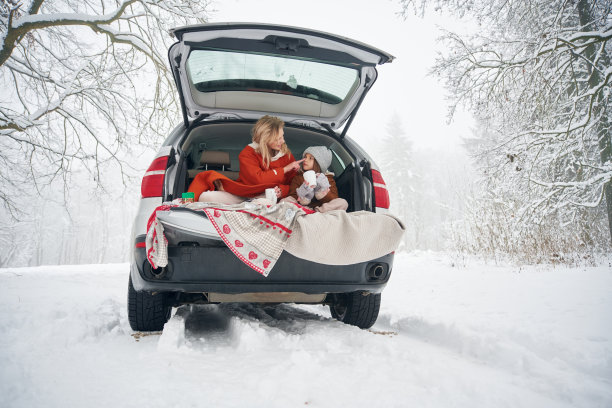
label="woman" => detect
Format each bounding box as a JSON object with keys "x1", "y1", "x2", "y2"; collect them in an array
[{"x1": 188, "y1": 115, "x2": 303, "y2": 204}]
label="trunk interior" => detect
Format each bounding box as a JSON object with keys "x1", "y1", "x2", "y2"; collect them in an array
[{"x1": 173, "y1": 121, "x2": 368, "y2": 212}]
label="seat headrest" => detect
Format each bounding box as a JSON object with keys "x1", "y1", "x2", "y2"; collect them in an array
[{"x1": 200, "y1": 151, "x2": 230, "y2": 167}]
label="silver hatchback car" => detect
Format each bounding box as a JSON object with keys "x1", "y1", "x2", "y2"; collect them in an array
[{"x1": 129, "y1": 23, "x2": 395, "y2": 332}]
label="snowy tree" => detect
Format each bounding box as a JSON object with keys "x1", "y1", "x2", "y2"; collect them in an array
[
  {"x1": 400, "y1": 0, "x2": 612, "y2": 244},
  {"x1": 378, "y1": 113, "x2": 476, "y2": 252},
  {"x1": 0, "y1": 0, "x2": 210, "y2": 215},
  {"x1": 379, "y1": 113, "x2": 419, "y2": 250},
  {"x1": 452, "y1": 117, "x2": 611, "y2": 263}
]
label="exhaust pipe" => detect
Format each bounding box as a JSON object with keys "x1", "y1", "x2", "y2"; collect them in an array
[
  {"x1": 144, "y1": 261, "x2": 168, "y2": 279},
  {"x1": 151, "y1": 266, "x2": 167, "y2": 278},
  {"x1": 367, "y1": 263, "x2": 385, "y2": 280}
]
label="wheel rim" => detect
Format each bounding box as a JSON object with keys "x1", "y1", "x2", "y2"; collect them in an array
[{"x1": 332, "y1": 302, "x2": 347, "y2": 320}]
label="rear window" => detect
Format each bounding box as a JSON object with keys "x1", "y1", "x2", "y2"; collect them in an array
[{"x1": 186, "y1": 49, "x2": 359, "y2": 105}]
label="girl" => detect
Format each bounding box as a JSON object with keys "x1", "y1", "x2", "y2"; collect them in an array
[
  {"x1": 285, "y1": 146, "x2": 348, "y2": 213},
  {"x1": 188, "y1": 115, "x2": 303, "y2": 204}
]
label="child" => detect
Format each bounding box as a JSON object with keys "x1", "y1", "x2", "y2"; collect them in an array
[{"x1": 285, "y1": 146, "x2": 348, "y2": 213}]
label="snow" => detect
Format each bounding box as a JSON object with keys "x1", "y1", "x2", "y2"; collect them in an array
[
  {"x1": 11, "y1": 7, "x2": 129, "y2": 29},
  {"x1": 1, "y1": 252, "x2": 611, "y2": 407}
]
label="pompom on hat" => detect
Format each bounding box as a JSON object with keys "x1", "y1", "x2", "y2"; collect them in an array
[{"x1": 303, "y1": 146, "x2": 332, "y2": 173}]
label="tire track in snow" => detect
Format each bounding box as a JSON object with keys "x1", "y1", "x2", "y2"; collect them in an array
[{"x1": 158, "y1": 303, "x2": 337, "y2": 352}]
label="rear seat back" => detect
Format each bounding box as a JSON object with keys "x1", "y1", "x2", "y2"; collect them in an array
[{"x1": 188, "y1": 150, "x2": 240, "y2": 180}]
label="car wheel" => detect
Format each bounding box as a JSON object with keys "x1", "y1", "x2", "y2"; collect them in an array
[
  {"x1": 329, "y1": 292, "x2": 381, "y2": 329},
  {"x1": 127, "y1": 275, "x2": 172, "y2": 332}
]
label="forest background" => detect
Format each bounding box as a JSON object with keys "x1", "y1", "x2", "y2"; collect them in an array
[{"x1": 1, "y1": 0, "x2": 610, "y2": 267}]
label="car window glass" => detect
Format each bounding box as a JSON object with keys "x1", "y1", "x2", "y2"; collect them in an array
[{"x1": 186, "y1": 50, "x2": 359, "y2": 105}]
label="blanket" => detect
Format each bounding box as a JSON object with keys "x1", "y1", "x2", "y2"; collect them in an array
[
  {"x1": 146, "y1": 201, "x2": 405, "y2": 276},
  {"x1": 146, "y1": 201, "x2": 312, "y2": 276},
  {"x1": 284, "y1": 210, "x2": 406, "y2": 265},
  {"x1": 145, "y1": 204, "x2": 172, "y2": 270}
]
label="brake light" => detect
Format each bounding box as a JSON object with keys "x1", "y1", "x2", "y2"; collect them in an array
[
  {"x1": 371, "y1": 169, "x2": 390, "y2": 209},
  {"x1": 141, "y1": 155, "x2": 169, "y2": 198}
]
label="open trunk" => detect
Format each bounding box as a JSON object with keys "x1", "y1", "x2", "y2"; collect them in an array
[{"x1": 169, "y1": 121, "x2": 373, "y2": 212}]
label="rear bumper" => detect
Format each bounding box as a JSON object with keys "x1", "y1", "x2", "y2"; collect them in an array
[{"x1": 130, "y1": 243, "x2": 394, "y2": 295}]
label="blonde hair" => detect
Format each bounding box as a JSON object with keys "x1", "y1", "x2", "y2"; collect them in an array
[{"x1": 251, "y1": 115, "x2": 290, "y2": 169}]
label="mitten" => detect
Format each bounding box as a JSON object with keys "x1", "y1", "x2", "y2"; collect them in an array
[
  {"x1": 296, "y1": 182, "x2": 314, "y2": 205},
  {"x1": 314, "y1": 173, "x2": 330, "y2": 200},
  {"x1": 313, "y1": 173, "x2": 330, "y2": 191}
]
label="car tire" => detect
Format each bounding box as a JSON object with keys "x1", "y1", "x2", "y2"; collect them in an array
[
  {"x1": 127, "y1": 275, "x2": 172, "y2": 332},
  {"x1": 329, "y1": 292, "x2": 381, "y2": 329}
]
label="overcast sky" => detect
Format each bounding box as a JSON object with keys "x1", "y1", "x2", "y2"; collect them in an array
[{"x1": 208, "y1": 0, "x2": 473, "y2": 153}]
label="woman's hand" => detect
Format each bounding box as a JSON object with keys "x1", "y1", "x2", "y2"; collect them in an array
[{"x1": 283, "y1": 159, "x2": 304, "y2": 174}]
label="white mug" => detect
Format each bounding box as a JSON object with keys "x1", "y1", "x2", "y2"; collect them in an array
[
  {"x1": 265, "y1": 188, "x2": 277, "y2": 204},
  {"x1": 303, "y1": 170, "x2": 316, "y2": 187}
]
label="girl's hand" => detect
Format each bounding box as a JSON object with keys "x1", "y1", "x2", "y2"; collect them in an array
[
  {"x1": 296, "y1": 182, "x2": 314, "y2": 201},
  {"x1": 274, "y1": 186, "x2": 282, "y2": 198},
  {"x1": 315, "y1": 188, "x2": 330, "y2": 200},
  {"x1": 283, "y1": 159, "x2": 304, "y2": 174}
]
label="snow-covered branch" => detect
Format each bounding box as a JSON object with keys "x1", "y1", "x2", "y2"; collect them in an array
[
  {"x1": 0, "y1": 0, "x2": 210, "y2": 215},
  {"x1": 1, "y1": 0, "x2": 139, "y2": 67},
  {"x1": 404, "y1": 0, "x2": 612, "y2": 251}
]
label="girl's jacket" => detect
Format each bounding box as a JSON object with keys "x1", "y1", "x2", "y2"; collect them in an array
[{"x1": 288, "y1": 173, "x2": 339, "y2": 209}]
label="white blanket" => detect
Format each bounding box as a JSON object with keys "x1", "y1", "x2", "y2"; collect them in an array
[{"x1": 285, "y1": 210, "x2": 405, "y2": 265}]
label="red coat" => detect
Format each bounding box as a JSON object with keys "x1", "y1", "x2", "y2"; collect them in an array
[{"x1": 188, "y1": 145, "x2": 297, "y2": 199}]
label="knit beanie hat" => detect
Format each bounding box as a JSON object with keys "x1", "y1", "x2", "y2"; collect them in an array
[{"x1": 303, "y1": 146, "x2": 332, "y2": 173}]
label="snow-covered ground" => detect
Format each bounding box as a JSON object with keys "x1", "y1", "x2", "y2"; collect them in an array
[{"x1": 0, "y1": 252, "x2": 610, "y2": 408}]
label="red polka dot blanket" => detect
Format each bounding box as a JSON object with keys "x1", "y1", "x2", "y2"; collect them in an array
[{"x1": 146, "y1": 201, "x2": 314, "y2": 276}]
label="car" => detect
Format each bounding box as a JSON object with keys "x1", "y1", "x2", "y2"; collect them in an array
[{"x1": 128, "y1": 22, "x2": 396, "y2": 332}]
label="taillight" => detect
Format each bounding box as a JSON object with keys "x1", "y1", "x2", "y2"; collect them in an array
[
  {"x1": 371, "y1": 169, "x2": 390, "y2": 209},
  {"x1": 141, "y1": 155, "x2": 169, "y2": 198}
]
